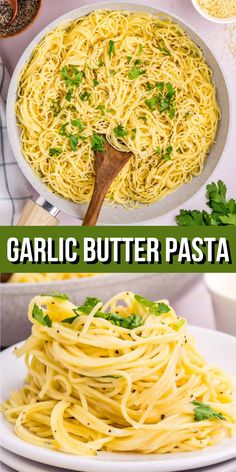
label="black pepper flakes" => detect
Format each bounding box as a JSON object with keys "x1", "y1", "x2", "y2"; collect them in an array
[{"x1": 0, "y1": 0, "x2": 41, "y2": 37}]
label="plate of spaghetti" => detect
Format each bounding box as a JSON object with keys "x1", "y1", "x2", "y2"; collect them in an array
[
  {"x1": 1, "y1": 292, "x2": 236, "y2": 471},
  {"x1": 7, "y1": 2, "x2": 230, "y2": 224}
]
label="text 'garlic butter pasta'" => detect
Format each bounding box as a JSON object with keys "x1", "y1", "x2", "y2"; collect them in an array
[
  {"x1": 2, "y1": 292, "x2": 235, "y2": 455},
  {"x1": 16, "y1": 10, "x2": 220, "y2": 206}
]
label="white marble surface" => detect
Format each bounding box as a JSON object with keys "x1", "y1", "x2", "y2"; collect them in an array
[{"x1": 0, "y1": 0, "x2": 235, "y2": 226}]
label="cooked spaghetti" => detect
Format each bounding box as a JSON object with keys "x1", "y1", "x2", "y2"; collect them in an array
[
  {"x1": 16, "y1": 10, "x2": 220, "y2": 207},
  {"x1": 8, "y1": 273, "x2": 96, "y2": 283},
  {"x1": 2, "y1": 292, "x2": 235, "y2": 455},
  {"x1": 196, "y1": 0, "x2": 236, "y2": 18}
]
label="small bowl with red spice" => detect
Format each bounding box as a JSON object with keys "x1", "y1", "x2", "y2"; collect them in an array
[{"x1": 0, "y1": 0, "x2": 42, "y2": 38}]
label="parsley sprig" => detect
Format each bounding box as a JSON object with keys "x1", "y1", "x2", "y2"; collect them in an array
[
  {"x1": 134, "y1": 294, "x2": 170, "y2": 315},
  {"x1": 176, "y1": 180, "x2": 236, "y2": 226},
  {"x1": 192, "y1": 401, "x2": 225, "y2": 422}
]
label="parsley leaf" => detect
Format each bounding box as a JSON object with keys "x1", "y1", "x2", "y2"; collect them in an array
[
  {"x1": 146, "y1": 82, "x2": 154, "y2": 91},
  {"x1": 127, "y1": 56, "x2": 132, "y2": 64},
  {"x1": 65, "y1": 89, "x2": 73, "y2": 102},
  {"x1": 79, "y1": 90, "x2": 90, "y2": 102},
  {"x1": 91, "y1": 133, "x2": 105, "y2": 152},
  {"x1": 49, "y1": 147, "x2": 62, "y2": 156},
  {"x1": 192, "y1": 401, "x2": 225, "y2": 422},
  {"x1": 157, "y1": 45, "x2": 171, "y2": 56},
  {"x1": 145, "y1": 96, "x2": 159, "y2": 111},
  {"x1": 114, "y1": 124, "x2": 129, "y2": 138},
  {"x1": 77, "y1": 297, "x2": 102, "y2": 314},
  {"x1": 32, "y1": 303, "x2": 52, "y2": 327},
  {"x1": 93, "y1": 79, "x2": 99, "y2": 86},
  {"x1": 59, "y1": 122, "x2": 69, "y2": 136},
  {"x1": 40, "y1": 292, "x2": 69, "y2": 300},
  {"x1": 157, "y1": 145, "x2": 173, "y2": 161},
  {"x1": 128, "y1": 64, "x2": 146, "y2": 80},
  {"x1": 108, "y1": 40, "x2": 115, "y2": 58},
  {"x1": 71, "y1": 119, "x2": 84, "y2": 131},
  {"x1": 135, "y1": 294, "x2": 170, "y2": 315},
  {"x1": 69, "y1": 135, "x2": 79, "y2": 151}
]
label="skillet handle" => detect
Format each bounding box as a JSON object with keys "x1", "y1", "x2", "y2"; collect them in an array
[{"x1": 17, "y1": 200, "x2": 59, "y2": 226}]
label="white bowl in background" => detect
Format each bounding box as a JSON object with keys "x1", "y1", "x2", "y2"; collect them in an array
[
  {"x1": 204, "y1": 274, "x2": 236, "y2": 336},
  {"x1": 191, "y1": 0, "x2": 236, "y2": 24},
  {"x1": 0, "y1": 273, "x2": 197, "y2": 347}
]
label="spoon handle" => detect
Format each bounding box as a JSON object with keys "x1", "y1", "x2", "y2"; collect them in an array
[{"x1": 82, "y1": 142, "x2": 131, "y2": 226}]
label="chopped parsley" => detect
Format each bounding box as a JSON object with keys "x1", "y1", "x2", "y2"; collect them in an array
[
  {"x1": 50, "y1": 99, "x2": 61, "y2": 116},
  {"x1": 156, "y1": 145, "x2": 173, "y2": 161},
  {"x1": 127, "y1": 56, "x2": 132, "y2": 63},
  {"x1": 157, "y1": 45, "x2": 171, "y2": 56},
  {"x1": 91, "y1": 133, "x2": 105, "y2": 152},
  {"x1": 32, "y1": 303, "x2": 52, "y2": 327},
  {"x1": 128, "y1": 64, "x2": 146, "y2": 80},
  {"x1": 98, "y1": 60, "x2": 105, "y2": 67},
  {"x1": 108, "y1": 40, "x2": 115, "y2": 58},
  {"x1": 40, "y1": 292, "x2": 69, "y2": 299},
  {"x1": 59, "y1": 122, "x2": 69, "y2": 137},
  {"x1": 192, "y1": 401, "x2": 225, "y2": 422},
  {"x1": 79, "y1": 90, "x2": 90, "y2": 102},
  {"x1": 176, "y1": 180, "x2": 236, "y2": 226},
  {"x1": 93, "y1": 79, "x2": 99, "y2": 86},
  {"x1": 65, "y1": 89, "x2": 73, "y2": 102},
  {"x1": 135, "y1": 294, "x2": 170, "y2": 315},
  {"x1": 69, "y1": 135, "x2": 79, "y2": 151},
  {"x1": 114, "y1": 124, "x2": 128, "y2": 138},
  {"x1": 61, "y1": 65, "x2": 84, "y2": 88},
  {"x1": 145, "y1": 81, "x2": 175, "y2": 118},
  {"x1": 49, "y1": 147, "x2": 62, "y2": 156},
  {"x1": 71, "y1": 119, "x2": 84, "y2": 131},
  {"x1": 146, "y1": 82, "x2": 154, "y2": 91},
  {"x1": 145, "y1": 96, "x2": 159, "y2": 112}
]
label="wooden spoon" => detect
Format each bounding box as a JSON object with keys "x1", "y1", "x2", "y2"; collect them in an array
[
  {"x1": 6, "y1": 0, "x2": 18, "y2": 25},
  {"x1": 82, "y1": 140, "x2": 132, "y2": 226}
]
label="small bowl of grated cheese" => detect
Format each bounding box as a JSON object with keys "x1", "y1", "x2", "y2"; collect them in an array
[{"x1": 191, "y1": 0, "x2": 236, "y2": 24}]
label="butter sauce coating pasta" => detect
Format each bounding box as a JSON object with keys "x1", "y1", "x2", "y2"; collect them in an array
[{"x1": 16, "y1": 10, "x2": 220, "y2": 206}]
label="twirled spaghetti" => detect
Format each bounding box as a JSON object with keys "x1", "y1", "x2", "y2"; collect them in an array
[
  {"x1": 16, "y1": 10, "x2": 220, "y2": 206},
  {"x1": 2, "y1": 292, "x2": 235, "y2": 455},
  {"x1": 196, "y1": 0, "x2": 236, "y2": 19}
]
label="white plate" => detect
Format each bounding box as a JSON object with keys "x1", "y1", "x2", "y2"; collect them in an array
[
  {"x1": 1, "y1": 327, "x2": 236, "y2": 472},
  {"x1": 6, "y1": 1, "x2": 230, "y2": 224},
  {"x1": 1, "y1": 448, "x2": 236, "y2": 472}
]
